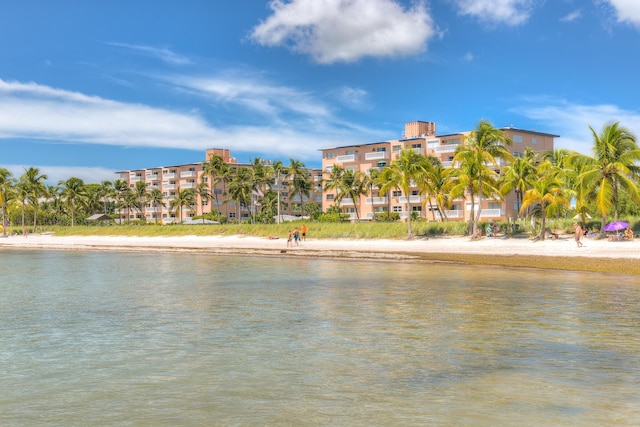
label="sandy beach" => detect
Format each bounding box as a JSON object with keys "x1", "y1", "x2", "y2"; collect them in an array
[{"x1": 2, "y1": 232, "x2": 639, "y2": 275}]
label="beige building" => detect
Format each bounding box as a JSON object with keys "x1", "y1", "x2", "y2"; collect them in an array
[
  {"x1": 320, "y1": 121, "x2": 557, "y2": 222},
  {"x1": 116, "y1": 148, "x2": 322, "y2": 224}
]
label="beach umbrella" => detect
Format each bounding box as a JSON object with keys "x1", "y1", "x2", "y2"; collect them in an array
[{"x1": 604, "y1": 221, "x2": 629, "y2": 231}]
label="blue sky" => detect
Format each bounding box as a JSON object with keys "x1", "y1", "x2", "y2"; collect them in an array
[{"x1": 1, "y1": 0, "x2": 639, "y2": 184}]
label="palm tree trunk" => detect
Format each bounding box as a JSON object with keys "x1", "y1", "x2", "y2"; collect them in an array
[{"x1": 406, "y1": 201, "x2": 413, "y2": 238}]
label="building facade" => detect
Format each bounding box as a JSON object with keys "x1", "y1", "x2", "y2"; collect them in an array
[
  {"x1": 116, "y1": 148, "x2": 323, "y2": 224},
  {"x1": 320, "y1": 121, "x2": 558, "y2": 222}
]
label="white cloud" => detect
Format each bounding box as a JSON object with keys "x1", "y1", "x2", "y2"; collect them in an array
[
  {"x1": 451, "y1": 0, "x2": 536, "y2": 26},
  {"x1": 0, "y1": 77, "x2": 382, "y2": 165},
  {"x1": 107, "y1": 42, "x2": 193, "y2": 65},
  {"x1": 250, "y1": 0, "x2": 437, "y2": 64},
  {"x1": 603, "y1": 0, "x2": 640, "y2": 29},
  {"x1": 332, "y1": 86, "x2": 370, "y2": 110},
  {"x1": 4, "y1": 165, "x2": 117, "y2": 185},
  {"x1": 512, "y1": 97, "x2": 640, "y2": 155},
  {"x1": 560, "y1": 9, "x2": 582, "y2": 23}
]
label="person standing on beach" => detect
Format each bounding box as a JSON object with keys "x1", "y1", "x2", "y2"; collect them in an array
[
  {"x1": 301, "y1": 224, "x2": 307, "y2": 241},
  {"x1": 287, "y1": 231, "x2": 292, "y2": 247},
  {"x1": 574, "y1": 223, "x2": 583, "y2": 247},
  {"x1": 293, "y1": 228, "x2": 300, "y2": 246}
]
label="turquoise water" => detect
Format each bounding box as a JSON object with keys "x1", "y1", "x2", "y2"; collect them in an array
[{"x1": 1, "y1": 249, "x2": 639, "y2": 426}]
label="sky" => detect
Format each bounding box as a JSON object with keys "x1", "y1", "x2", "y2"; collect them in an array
[{"x1": 1, "y1": 0, "x2": 639, "y2": 184}]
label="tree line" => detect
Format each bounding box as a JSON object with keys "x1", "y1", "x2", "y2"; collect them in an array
[{"x1": 1, "y1": 120, "x2": 639, "y2": 240}]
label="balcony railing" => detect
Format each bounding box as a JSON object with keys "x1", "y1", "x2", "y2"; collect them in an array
[
  {"x1": 336, "y1": 154, "x2": 357, "y2": 163},
  {"x1": 181, "y1": 182, "x2": 195, "y2": 189},
  {"x1": 145, "y1": 174, "x2": 160, "y2": 180},
  {"x1": 435, "y1": 145, "x2": 459, "y2": 154},
  {"x1": 163, "y1": 173, "x2": 176, "y2": 179},
  {"x1": 163, "y1": 184, "x2": 176, "y2": 190},
  {"x1": 366, "y1": 197, "x2": 388, "y2": 205},
  {"x1": 180, "y1": 171, "x2": 195, "y2": 178},
  {"x1": 398, "y1": 195, "x2": 423, "y2": 204},
  {"x1": 341, "y1": 198, "x2": 355, "y2": 206},
  {"x1": 479, "y1": 209, "x2": 504, "y2": 218},
  {"x1": 365, "y1": 151, "x2": 388, "y2": 160}
]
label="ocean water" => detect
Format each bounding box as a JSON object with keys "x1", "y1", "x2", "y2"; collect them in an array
[{"x1": 1, "y1": 249, "x2": 639, "y2": 426}]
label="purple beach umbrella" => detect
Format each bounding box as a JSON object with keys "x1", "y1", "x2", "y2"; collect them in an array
[{"x1": 604, "y1": 221, "x2": 629, "y2": 231}]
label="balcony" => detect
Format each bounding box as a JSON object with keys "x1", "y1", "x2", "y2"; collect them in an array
[
  {"x1": 365, "y1": 151, "x2": 388, "y2": 161},
  {"x1": 366, "y1": 197, "x2": 388, "y2": 205},
  {"x1": 163, "y1": 173, "x2": 176, "y2": 179},
  {"x1": 479, "y1": 209, "x2": 504, "y2": 218},
  {"x1": 145, "y1": 174, "x2": 160, "y2": 181},
  {"x1": 336, "y1": 154, "x2": 357, "y2": 163},
  {"x1": 130, "y1": 176, "x2": 142, "y2": 182},
  {"x1": 163, "y1": 184, "x2": 176, "y2": 190},
  {"x1": 181, "y1": 182, "x2": 195, "y2": 189},
  {"x1": 398, "y1": 195, "x2": 423, "y2": 204},
  {"x1": 435, "y1": 144, "x2": 459, "y2": 154},
  {"x1": 180, "y1": 171, "x2": 195, "y2": 178},
  {"x1": 341, "y1": 198, "x2": 355, "y2": 206}
]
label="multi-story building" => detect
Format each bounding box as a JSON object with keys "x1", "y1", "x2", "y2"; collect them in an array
[
  {"x1": 116, "y1": 148, "x2": 323, "y2": 223},
  {"x1": 320, "y1": 121, "x2": 558, "y2": 222}
]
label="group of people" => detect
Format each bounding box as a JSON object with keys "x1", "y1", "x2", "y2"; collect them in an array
[{"x1": 287, "y1": 224, "x2": 307, "y2": 247}]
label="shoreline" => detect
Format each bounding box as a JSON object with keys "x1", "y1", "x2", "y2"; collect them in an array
[{"x1": 1, "y1": 233, "x2": 639, "y2": 276}]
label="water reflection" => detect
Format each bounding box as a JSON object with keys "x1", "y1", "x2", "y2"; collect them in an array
[{"x1": 0, "y1": 251, "x2": 639, "y2": 426}]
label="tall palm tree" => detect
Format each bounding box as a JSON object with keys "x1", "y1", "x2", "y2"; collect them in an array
[
  {"x1": 287, "y1": 158, "x2": 311, "y2": 216},
  {"x1": 148, "y1": 188, "x2": 164, "y2": 224},
  {"x1": 202, "y1": 153, "x2": 226, "y2": 211},
  {"x1": 98, "y1": 180, "x2": 114, "y2": 214},
  {"x1": 21, "y1": 167, "x2": 48, "y2": 232},
  {"x1": 520, "y1": 160, "x2": 570, "y2": 240},
  {"x1": 0, "y1": 168, "x2": 15, "y2": 236},
  {"x1": 453, "y1": 120, "x2": 512, "y2": 236},
  {"x1": 323, "y1": 164, "x2": 347, "y2": 213},
  {"x1": 227, "y1": 167, "x2": 255, "y2": 222},
  {"x1": 133, "y1": 181, "x2": 148, "y2": 220},
  {"x1": 113, "y1": 179, "x2": 129, "y2": 224},
  {"x1": 378, "y1": 149, "x2": 429, "y2": 239},
  {"x1": 332, "y1": 169, "x2": 369, "y2": 220},
  {"x1": 270, "y1": 160, "x2": 286, "y2": 223},
  {"x1": 59, "y1": 177, "x2": 86, "y2": 227},
  {"x1": 196, "y1": 180, "x2": 212, "y2": 224},
  {"x1": 170, "y1": 188, "x2": 196, "y2": 223},
  {"x1": 499, "y1": 150, "x2": 538, "y2": 221},
  {"x1": 569, "y1": 121, "x2": 640, "y2": 235}
]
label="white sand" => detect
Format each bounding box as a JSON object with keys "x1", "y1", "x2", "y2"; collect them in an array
[{"x1": 1, "y1": 233, "x2": 638, "y2": 261}]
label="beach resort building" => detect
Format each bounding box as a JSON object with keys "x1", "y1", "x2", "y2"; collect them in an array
[
  {"x1": 320, "y1": 121, "x2": 558, "y2": 222},
  {"x1": 116, "y1": 148, "x2": 323, "y2": 224}
]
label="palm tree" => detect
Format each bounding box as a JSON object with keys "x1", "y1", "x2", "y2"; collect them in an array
[
  {"x1": 323, "y1": 164, "x2": 347, "y2": 213},
  {"x1": 21, "y1": 167, "x2": 48, "y2": 232},
  {"x1": 569, "y1": 121, "x2": 640, "y2": 235},
  {"x1": 97, "y1": 180, "x2": 114, "y2": 214},
  {"x1": 287, "y1": 158, "x2": 311, "y2": 216},
  {"x1": 133, "y1": 181, "x2": 148, "y2": 220},
  {"x1": 332, "y1": 169, "x2": 369, "y2": 220},
  {"x1": 148, "y1": 188, "x2": 164, "y2": 224},
  {"x1": 227, "y1": 167, "x2": 255, "y2": 222},
  {"x1": 0, "y1": 168, "x2": 15, "y2": 236},
  {"x1": 453, "y1": 120, "x2": 512, "y2": 236},
  {"x1": 499, "y1": 150, "x2": 537, "y2": 221},
  {"x1": 202, "y1": 153, "x2": 226, "y2": 211},
  {"x1": 270, "y1": 160, "x2": 286, "y2": 223},
  {"x1": 378, "y1": 149, "x2": 429, "y2": 239},
  {"x1": 196, "y1": 180, "x2": 212, "y2": 224},
  {"x1": 520, "y1": 161, "x2": 570, "y2": 240},
  {"x1": 113, "y1": 179, "x2": 129, "y2": 224},
  {"x1": 59, "y1": 177, "x2": 86, "y2": 226},
  {"x1": 170, "y1": 188, "x2": 196, "y2": 223}
]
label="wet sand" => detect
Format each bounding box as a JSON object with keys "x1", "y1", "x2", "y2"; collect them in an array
[{"x1": 2, "y1": 233, "x2": 639, "y2": 276}]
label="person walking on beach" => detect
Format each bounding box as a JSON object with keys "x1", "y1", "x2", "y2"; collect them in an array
[
  {"x1": 293, "y1": 228, "x2": 300, "y2": 246},
  {"x1": 300, "y1": 224, "x2": 307, "y2": 241},
  {"x1": 287, "y1": 231, "x2": 292, "y2": 247},
  {"x1": 574, "y1": 223, "x2": 583, "y2": 247}
]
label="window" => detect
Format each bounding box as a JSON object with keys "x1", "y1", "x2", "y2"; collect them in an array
[
  {"x1": 392, "y1": 206, "x2": 402, "y2": 212},
  {"x1": 532, "y1": 137, "x2": 537, "y2": 145},
  {"x1": 411, "y1": 190, "x2": 419, "y2": 196},
  {"x1": 376, "y1": 147, "x2": 386, "y2": 152},
  {"x1": 229, "y1": 212, "x2": 236, "y2": 218},
  {"x1": 392, "y1": 190, "x2": 402, "y2": 197},
  {"x1": 513, "y1": 134, "x2": 523, "y2": 143},
  {"x1": 392, "y1": 145, "x2": 402, "y2": 152},
  {"x1": 325, "y1": 152, "x2": 335, "y2": 159},
  {"x1": 411, "y1": 143, "x2": 422, "y2": 149},
  {"x1": 412, "y1": 206, "x2": 422, "y2": 212},
  {"x1": 326, "y1": 194, "x2": 335, "y2": 201}
]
